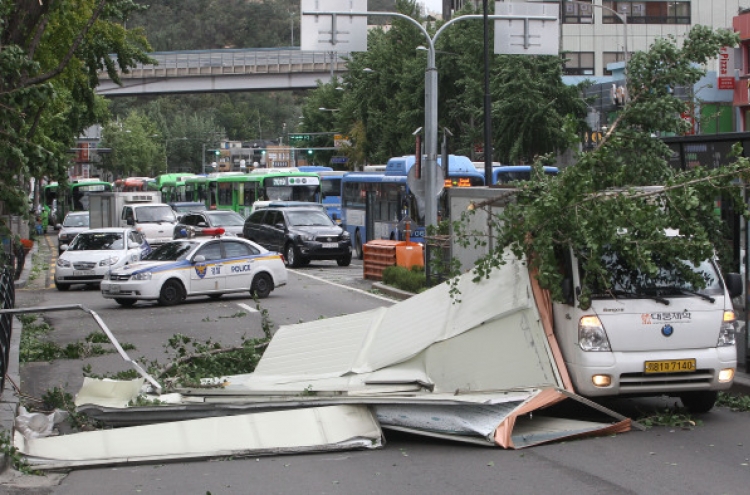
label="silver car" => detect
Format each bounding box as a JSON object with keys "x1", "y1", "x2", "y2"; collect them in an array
[{"x1": 57, "y1": 212, "x2": 90, "y2": 254}]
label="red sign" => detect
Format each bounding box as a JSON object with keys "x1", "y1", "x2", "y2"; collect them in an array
[{"x1": 680, "y1": 112, "x2": 695, "y2": 135}]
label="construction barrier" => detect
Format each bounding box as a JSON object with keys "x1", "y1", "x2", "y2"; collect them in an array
[{"x1": 363, "y1": 240, "x2": 424, "y2": 281}]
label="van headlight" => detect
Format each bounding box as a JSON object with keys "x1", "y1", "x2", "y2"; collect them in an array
[
  {"x1": 341, "y1": 231, "x2": 350, "y2": 241},
  {"x1": 578, "y1": 315, "x2": 611, "y2": 351},
  {"x1": 57, "y1": 258, "x2": 71, "y2": 268},
  {"x1": 717, "y1": 310, "x2": 737, "y2": 347},
  {"x1": 131, "y1": 271, "x2": 152, "y2": 281}
]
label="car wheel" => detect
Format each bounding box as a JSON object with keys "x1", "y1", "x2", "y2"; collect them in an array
[
  {"x1": 251, "y1": 272, "x2": 274, "y2": 299},
  {"x1": 114, "y1": 298, "x2": 137, "y2": 307},
  {"x1": 158, "y1": 279, "x2": 184, "y2": 306},
  {"x1": 337, "y1": 254, "x2": 352, "y2": 267},
  {"x1": 679, "y1": 391, "x2": 718, "y2": 414},
  {"x1": 55, "y1": 281, "x2": 70, "y2": 291},
  {"x1": 285, "y1": 243, "x2": 301, "y2": 268},
  {"x1": 208, "y1": 294, "x2": 223, "y2": 300},
  {"x1": 355, "y1": 231, "x2": 364, "y2": 260}
]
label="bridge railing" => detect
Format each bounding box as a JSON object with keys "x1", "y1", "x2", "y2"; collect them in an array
[{"x1": 101, "y1": 48, "x2": 352, "y2": 79}]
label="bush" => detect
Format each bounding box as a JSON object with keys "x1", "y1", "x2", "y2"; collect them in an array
[{"x1": 381, "y1": 265, "x2": 426, "y2": 293}]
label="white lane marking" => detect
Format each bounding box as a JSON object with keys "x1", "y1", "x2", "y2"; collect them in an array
[
  {"x1": 236, "y1": 303, "x2": 258, "y2": 313},
  {"x1": 293, "y1": 269, "x2": 396, "y2": 303}
]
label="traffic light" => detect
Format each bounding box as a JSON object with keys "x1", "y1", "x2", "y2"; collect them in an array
[
  {"x1": 307, "y1": 149, "x2": 313, "y2": 155},
  {"x1": 214, "y1": 150, "x2": 220, "y2": 156}
]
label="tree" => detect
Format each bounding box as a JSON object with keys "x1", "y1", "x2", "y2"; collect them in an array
[
  {"x1": 465, "y1": 26, "x2": 748, "y2": 309},
  {"x1": 0, "y1": 0, "x2": 153, "y2": 217},
  {"x1": 100, "y1": 110, "x2": 163, "y2": 177}
]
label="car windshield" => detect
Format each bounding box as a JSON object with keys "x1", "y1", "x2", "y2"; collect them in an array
[
  {"x1": 287, "y1": 210, "x2": 334, "y2": 227},
  {"x1": 207, "y1": 212, "x2": 244, "y2": 226},
  {"x1": 68, "y1": 232, "x2": 124, "y2": 251},
  {"x1": 173, "y1": 204, "x2": 206, "y2": 213},
  {"x1": 63, "y1": 215, "x2": 89, "y2": 228},
  {"x1": 135, "y1": 206, "x2": 177, "y2": 223},
  {"x1": 143, "y1": 241, "x2": 197, "y2": 261},
  {"x1": 588, "y1": 250, "x2": 724, "y2": 298}
]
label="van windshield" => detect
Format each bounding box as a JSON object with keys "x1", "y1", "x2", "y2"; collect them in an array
[
  {"x1": 587, "y1": 251, "x2": 723, "y2": 299},
  {"x1": 135, "y1": 206, "x2": 176, "y2": 223}
]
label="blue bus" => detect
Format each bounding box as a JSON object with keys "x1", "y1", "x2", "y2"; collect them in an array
[
  {"x1": 341, "y1": 155, "x2": 484, "y2": 259},
  {"x1": 490, "y1": 165, "x2": 559, "y2": 185}
]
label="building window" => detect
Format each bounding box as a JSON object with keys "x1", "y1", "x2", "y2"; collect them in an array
[
  {"x1": 563, "y1": 0, "x2": 594, "y2": 24},
  {"x1": 603, "y1": 52, "x2": 628, "y2": 75},
  {"x1": 563, "y1": 52, "x2": 595, "y2": 76},
  {"x1": 602, "y1": 2, "x2": 690, "y2": 25}
]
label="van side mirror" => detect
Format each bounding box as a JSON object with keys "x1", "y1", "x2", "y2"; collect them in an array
[
  {"x1": 561, "y1": 277, "x2": 574, "y2": 305},
  {"x1": 725, "y1": 272, "x2": 742, "y2": 299}
]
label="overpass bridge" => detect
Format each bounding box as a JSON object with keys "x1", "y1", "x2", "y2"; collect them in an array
[{"x1": 96, "y1": 48, "x2": 351, "y2": 96}]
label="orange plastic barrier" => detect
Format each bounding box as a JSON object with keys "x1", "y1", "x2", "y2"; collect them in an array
[{"x1": 363, "y1": 240, "x2": 424, "y2": 280}]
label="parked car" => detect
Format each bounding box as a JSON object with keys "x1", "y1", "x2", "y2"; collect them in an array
[
  {"x1": 100, "y1": 236, "x2": 286, "y2": 306},
  {"x1": 56, "y1": 211, "x2": 90, "y2": 255},
  {"x1": 173, "y1": 210, "x2": 246, "y2": 239},
  {"x1": 169, "y1": 201, "x2": 207, "y2": 221},
  {"x1": 55, "y1": 228, "x2": 151, "y2": 291},
  {"x1": 243, "y1": 204, "x2": 351, "y2": 268}
]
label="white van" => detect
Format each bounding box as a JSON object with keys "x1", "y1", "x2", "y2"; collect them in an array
[
  {"x1": 449, "y1": 187, "x2": 743, "y2": 413},
  {"x1": 121, "y1": 203, "x2": 177, "y2": 246},
  {"x1": 553, "y1": 240, "x2": 742, "y2": 413}
]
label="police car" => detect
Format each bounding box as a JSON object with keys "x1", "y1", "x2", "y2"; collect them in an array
[{"x1": 100, "y1": 228, "x2": 287, "y2": 306}]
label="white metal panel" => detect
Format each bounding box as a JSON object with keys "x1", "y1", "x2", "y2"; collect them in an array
[
  {"x1": 16, "y1": 405, "x2": 382, "y2": 469},
  {"x1": 495, "y1": 2, "x2": 560, "y2": 56}
]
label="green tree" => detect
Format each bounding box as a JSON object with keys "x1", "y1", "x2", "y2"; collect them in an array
[
  {"x1": 467, "y1": 26, "x2": 748, "y2": 309},
  {"x1": 0, "y1": 0, "x2": 153, "y2": 216},
  {"x1": 100, "y1": 110, "x2": 163, "y2": 177}
]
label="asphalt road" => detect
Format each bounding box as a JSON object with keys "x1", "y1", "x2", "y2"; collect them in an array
[{"x1": 5, "y1": 233, "x2": 750, "y2": 495}]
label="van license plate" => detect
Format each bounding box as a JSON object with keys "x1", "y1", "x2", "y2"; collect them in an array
[
  {"x1": 108, "y1": 285, "x2": 120, "y2": 294},
  {"x1": 73, "y1": 270, "x2": 93, "y2": 277},
  {"x1": 644, "y1": 359, "x2": 696, "y2": 373},
  {"x1": 321, "y1": 242, "x2": 338, "y2": 248}
]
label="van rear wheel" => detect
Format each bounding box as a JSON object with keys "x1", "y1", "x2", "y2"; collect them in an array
[{"x1": 679, "y1": 391, "x2": 718, "y2": 414}]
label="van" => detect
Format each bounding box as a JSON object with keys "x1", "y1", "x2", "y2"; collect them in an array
[
  {"x1": 121, "y1": 203, "x2": 178, "y2": 246},
  {"x1": 449, "y1": 187, "x2": 743, "y2": 413}
]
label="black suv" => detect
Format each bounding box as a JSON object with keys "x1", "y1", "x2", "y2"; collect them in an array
[{"x1": 243, "y1": 205, "x2": 352, "y2": 267}]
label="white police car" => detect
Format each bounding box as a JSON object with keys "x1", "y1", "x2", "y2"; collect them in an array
[{"x1": 100, "y1": 229, "x2": 287, "y2": 306}]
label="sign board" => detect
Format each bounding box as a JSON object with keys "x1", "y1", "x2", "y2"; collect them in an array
[
  {"x1": 494, "y1": 2, "x2": 559, "y2": 56},
  {"x1": 301, "y1": 0, "x2": 368, "y2": 52},
  {"x1": 717, "y1": 46, "x2": 735, "y2": 90},
  {"x1": 407, "y1": 163, "x2": 444, "y2": 204},
  {"x1": 330, "y1": 156, "x2": 348, "y2": 164}
]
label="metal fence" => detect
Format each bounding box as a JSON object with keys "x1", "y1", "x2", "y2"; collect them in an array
[{"x1": 0, "y1": 265, "x2": 14, "y2": 395}]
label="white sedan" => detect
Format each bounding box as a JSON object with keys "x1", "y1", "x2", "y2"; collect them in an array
[
  {"x1": 100, "y1": 236, "x2": 287, "y2": 306},
  {"x1": 55, "y1": 228, "x2": 151, "y2": 291}
]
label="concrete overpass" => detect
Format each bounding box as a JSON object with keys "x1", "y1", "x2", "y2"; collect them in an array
[{"x1": 96, "y1": 48, "x2": 351, "y2": 96}]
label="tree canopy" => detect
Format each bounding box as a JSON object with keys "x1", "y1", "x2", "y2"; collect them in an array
[
  {"x1": 300, "y1": 1, "x2": 589, "y2": 166},
  {"x1": 464, "y1": 26, "x2": 749, "y2": 309},
  {"x1": 0, "y1": 0, "x2": 153, "y2": 215}
]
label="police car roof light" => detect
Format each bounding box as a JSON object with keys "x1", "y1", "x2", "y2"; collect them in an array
[{"x1": 203, "y1": 227, "x2": 225, "y2": 237}]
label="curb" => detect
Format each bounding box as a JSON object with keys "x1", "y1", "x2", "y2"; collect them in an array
[{"x1": 371, "y1": 282, "x2": 414, "y2": 301}]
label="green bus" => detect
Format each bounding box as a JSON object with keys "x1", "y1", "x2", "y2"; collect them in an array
[
  {"x1": 54, "y1": 178, "x2": 113, "y2": 224},
  {"x1": 214, "y1": 170, "x2": 322, "y2": 217},
  {"x1": 151, "y1": 173, "x2": 195, "y2": 203}
]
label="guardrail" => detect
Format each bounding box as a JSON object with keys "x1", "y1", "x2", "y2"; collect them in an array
[
  {"x1": 0, "y1": 266, "x2": 15, "y2": 395},
  {"x1": 101, "y1": 48, "x2": 352, "y2": 79}
]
